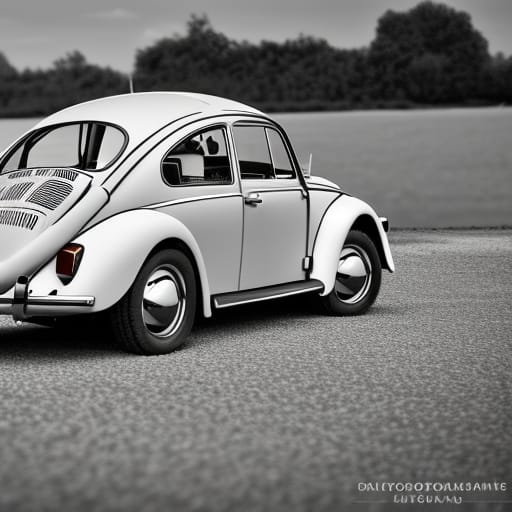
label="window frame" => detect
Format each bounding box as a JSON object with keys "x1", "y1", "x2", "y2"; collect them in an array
[
  {"x1": 0, "y1": 121, "x2": 128, "y2": 175},
  {"x1": 160, "y1": 123, "x2": 235, "y2": 188},
  {"x1": 231, "y1": 120, "x2": 300, "y2": 182},
  {"x1": 231, "y1": 124, "x2": 275, "y2": 181},
  {"x1": 264, "y1": 127, "x2": 297, "y2": 180}
]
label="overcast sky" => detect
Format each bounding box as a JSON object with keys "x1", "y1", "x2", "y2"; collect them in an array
[{"x1": 2, "y1": 0, "x2": 511, "y2": 72}]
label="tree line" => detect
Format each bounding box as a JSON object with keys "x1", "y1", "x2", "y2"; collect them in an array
[{"x1": 1, "y1": 1, "x2": 511, "y2": 117}]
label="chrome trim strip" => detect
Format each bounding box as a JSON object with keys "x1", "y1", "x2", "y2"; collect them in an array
[
  {"x1": 141, "y1": 193, "x2": 243, "y2": 210},
  {"x1": 214, "y1": 283, "x2": 324, "y2": 309},
  {"x1": 27, "y1": 295, "x2": 96, "y2": 307},
  {"x1": 307, "y1": 185, "x2": 342, "y2": 193},
  {"x1": 241, "y1": 186, "x2": 304, "y2": 194},
  {"x1": 1, "y1": 295, "x2": 96, "y2": 308}
]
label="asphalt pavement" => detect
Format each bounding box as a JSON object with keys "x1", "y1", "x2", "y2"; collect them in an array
[{"x1": 0, "y1": 230, "x2": 511, "y2": 512}]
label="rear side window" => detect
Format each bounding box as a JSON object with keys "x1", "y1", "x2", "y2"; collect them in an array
[{"x1": 162, "y1": 126, "x2": 233, "y2": 186}]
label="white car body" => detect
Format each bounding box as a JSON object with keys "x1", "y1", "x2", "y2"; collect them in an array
[{"x1": 0, "y1": 92, "x2": 393, "y2": 352}]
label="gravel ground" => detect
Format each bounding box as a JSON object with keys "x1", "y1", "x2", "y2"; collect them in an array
[{"x1": 0, "y1": 230, "x2": 511, "y2": 512}]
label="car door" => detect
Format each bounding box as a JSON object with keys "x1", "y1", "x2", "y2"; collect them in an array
[{"x1": 231, "y1": 123, "x2": 308, "y2": 290}]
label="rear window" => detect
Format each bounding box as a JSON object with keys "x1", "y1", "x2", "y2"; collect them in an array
[{"x1": 0, "y1": 122, "x2": 127, "y2": 174}]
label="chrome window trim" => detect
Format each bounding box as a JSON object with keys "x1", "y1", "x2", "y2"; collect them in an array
[
  {"x1": 231, "y1": 124, "x2": 274, "y2": 181},
  {"x1": 231, "y1": 118, "x2": 303, "y2": 183},
  {"x1": 264, "y1": 127, "x2": 297, "y2": 180},
  {"x1": 263, "y1": 127, "x2": 277, "y2": 179},
  {"x1": 240, "y1": 186, "x2": 304, "y2": 194}
]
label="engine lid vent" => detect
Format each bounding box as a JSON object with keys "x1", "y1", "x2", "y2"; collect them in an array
[
  {"x1": 0, "y1": 208, "x2": 39, "y2": 230},
  {"x1": 0, "y1": 182, "x2": 34, "y2": 201},
  {"x1": 27, "y1": 180, "x2": 74, "y2": 210},
  {"x1": 35, "y1": 168, "x2": 78, "y2": 181},
  {"x1": 8, "y1": 170, "x2": 33, "y2": 179}
]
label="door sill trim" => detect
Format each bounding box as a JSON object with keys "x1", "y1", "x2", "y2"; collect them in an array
[{"x1": 213, "y1": 280, "x2": 324, "y2": 309}]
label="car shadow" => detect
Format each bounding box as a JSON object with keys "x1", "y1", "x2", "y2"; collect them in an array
[
  {"x1": 193, "y1": 294, "x2": 318, "y2": 329},
  {"x1": 0, "y1": 296, "x2": 317, "y2": 358},
  {"x1": 0, "y1": 319, "x2": 121, "y2": 358},
  {"x1": 0, "y1": 296, "x2": 402, "y2": 358}
]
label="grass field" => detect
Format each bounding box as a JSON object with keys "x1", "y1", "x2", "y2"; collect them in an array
[
  {"x1": 276, "y1": 107, "x2": 512, "y2": 228},
  {"x1": 1, "y1": 107, "x2": 511, "y2": 228}
]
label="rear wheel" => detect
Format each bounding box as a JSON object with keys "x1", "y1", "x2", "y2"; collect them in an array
[
  {"x1": 110, "y1": 249, "x2": 196, "y2": 355},
  {"x1": 321, "y1": 230, "x2": 381, "y2": 316}
]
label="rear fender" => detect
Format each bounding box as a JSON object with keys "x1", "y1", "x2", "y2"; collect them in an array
[
  {"x1": 0, "y1": 185, "x2": 108, "y2": 294},
  {"x1": 28, "y1": 209, "x2": 212, "y2": 317},
  {"x1": 311, "y1": 195, "x2": 394, "y2": 296}
]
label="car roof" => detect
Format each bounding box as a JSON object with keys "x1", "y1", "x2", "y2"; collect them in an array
[{"x1": 34, "y1": 92, "x2": 266, "y2": 149}]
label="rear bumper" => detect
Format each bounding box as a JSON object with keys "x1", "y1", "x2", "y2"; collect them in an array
[{"x1": 0, "y1": 276, "x2": 95, "y2": 321}]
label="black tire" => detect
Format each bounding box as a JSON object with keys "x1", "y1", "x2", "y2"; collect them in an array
[
  {"x1": 321, "y1": 230, "x2": 381, "y2": 316},
  {"x1": 110, "y1": 249, "x2": 196, "y2": 355}
]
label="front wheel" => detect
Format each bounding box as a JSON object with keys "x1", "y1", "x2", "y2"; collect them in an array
[
  {"x1": 110, "y1": 249, "x2": 196, "y2": 355},
  {"x1": 321, "y1": 230, "x2": 381, "y2": 316}
]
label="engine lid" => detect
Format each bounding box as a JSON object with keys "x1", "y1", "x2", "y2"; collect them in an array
[{"x1": 0, "y1": 168, "x2": 92, "y2": 261}]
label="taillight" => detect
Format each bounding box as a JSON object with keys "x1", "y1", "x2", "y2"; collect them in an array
[{"x1": 56, "y1": 244, "x2": 84, "y2": 283}]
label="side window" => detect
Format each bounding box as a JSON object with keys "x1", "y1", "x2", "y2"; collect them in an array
[
  {"x1": 232, "y1": 126, "x2": 274, "y2": 180},
  {"x1": 162, "y1": 126, "x2": 232, "y2": 186},
  {"x1": 266, "y1": 129, "x2": 296, "y2": 179}
]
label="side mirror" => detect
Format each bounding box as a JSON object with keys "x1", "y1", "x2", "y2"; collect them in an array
[{"x1": 301, "y1": 153, "x2": 312, "y2": 179}]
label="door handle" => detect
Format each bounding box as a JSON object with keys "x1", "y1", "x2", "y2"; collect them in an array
[{"x1": 244, "y1": 192, "x2": 263, "y2": 205}]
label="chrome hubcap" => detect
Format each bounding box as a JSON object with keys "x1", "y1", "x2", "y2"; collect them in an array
[
  {"x1": 335, "y1": 245, "x2": 372, "y2": 304},
  {"x1": 142, "y1": 266, "x2": 186, "y2": 338}
]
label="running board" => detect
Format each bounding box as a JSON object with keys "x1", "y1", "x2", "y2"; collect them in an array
[{"x1": 213, "y1": 280, "x2": 324, "y2": 309}]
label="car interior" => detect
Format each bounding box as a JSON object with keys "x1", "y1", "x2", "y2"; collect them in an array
[{"x1": 162, "y1": 131, "x2": 232, "y2": 186}]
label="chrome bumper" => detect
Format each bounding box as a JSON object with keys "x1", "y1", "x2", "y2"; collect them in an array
[{"x1": 0, "y1": 276, "x2": 95, "y2": 321}]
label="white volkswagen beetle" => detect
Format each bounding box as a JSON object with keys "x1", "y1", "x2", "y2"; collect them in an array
[{"x1": 0, "y1": 93, "x2": 394, "y2": 354}]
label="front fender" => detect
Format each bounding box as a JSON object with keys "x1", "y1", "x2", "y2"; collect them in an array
[
  {"x1": 29, "y1": 209, "x2": 212, "y2": 317},
  {"x1": 311, "y1": 195, "x2": 394, "y2": 296}
]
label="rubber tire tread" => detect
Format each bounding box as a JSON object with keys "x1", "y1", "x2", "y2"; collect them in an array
[
  {"x1": 110, "y1": 249, "x2": 196, "y2": 355},
  {"x1": 321, "y1": 230, "x2": 382, "y2": 316}
]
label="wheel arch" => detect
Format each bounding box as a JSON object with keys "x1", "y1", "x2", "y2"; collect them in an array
[
  {"x1": 145, "y1": 237, "x2": 205, "y2": 319},
  {"x1": 350, "y1": 214, "x2": 392, "y2": 272},
  {"x1": 27, "y1": 209, "x2": 213, "y2": 318},
  {"x1": 310, "y1": 195, "x2": 394, "y2": 296}
]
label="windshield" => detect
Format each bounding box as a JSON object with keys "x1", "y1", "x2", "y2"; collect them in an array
[{"x1": 0, "y1": 122, "x2": 127, "y2": 174}]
